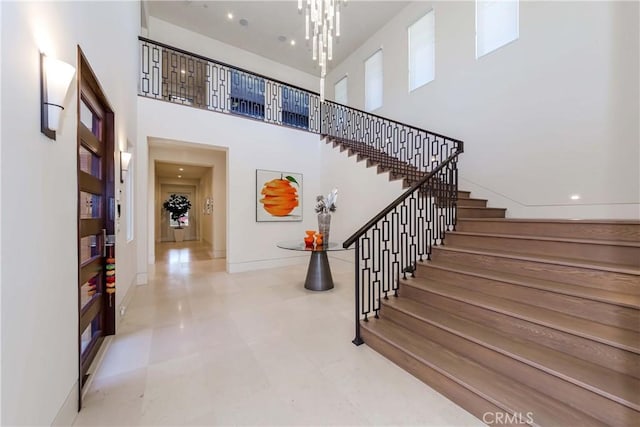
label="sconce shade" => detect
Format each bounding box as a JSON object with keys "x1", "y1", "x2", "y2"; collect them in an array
[
  {"x1": 120, "y1": 151, "x2": 132, "y2": 183},
  {"x1": 41, "y1": 53, "x2": 75, "y2": 140}
]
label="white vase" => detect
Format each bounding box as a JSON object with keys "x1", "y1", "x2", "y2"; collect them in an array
[{"x1": 173, "y1": 228, "x2": 185, "y2": 242}]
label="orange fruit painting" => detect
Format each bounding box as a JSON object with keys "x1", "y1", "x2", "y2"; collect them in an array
[{"x1": 260, "y1": 176, "x2": 299, "y2": 216}]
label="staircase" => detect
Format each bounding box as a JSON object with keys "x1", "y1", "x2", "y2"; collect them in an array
[{"x1": 330, "y1": 136, "x2": 640, "y2": 426}]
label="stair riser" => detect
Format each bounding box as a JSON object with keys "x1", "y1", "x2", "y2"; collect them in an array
[
  {"x1": 456, "y1": 199, "x2": 488, "y2": 208},
  {"x1": 457, "y1": 220, "x2": 640, "y2": 242},
  {"x1": 458, "y1": 208, "x2": 506, "y2": 218},
  {"x1": 381, "y1": 305, "x2": 638, "y2": 424},
  {"x1": 360, "y1": 325, "x2": 513, "y2": 426},
  {"x1": 399, "y1": 284, "x2": 640, "y2": 378},
  {"x1": 431, "y1": 248, "x2": 640, "y2": 296},
  {"x1": 458, "y1": 191, "x2": 471, "y2": 199},
  {"x1": 445, "y1": 234, "x2": 640, "y2": 267},
  {"x1": 415, "y1": 265, "x2": 639, "y2": 330}
]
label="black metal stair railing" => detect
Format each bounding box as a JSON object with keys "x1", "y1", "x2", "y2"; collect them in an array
[
  {"x1": 342, "y1": 147, "x2": 463, "y2": 345},
  {"x1": 322, "y1": 101, "x2": 463, "y2": 179},
  {"x1": 138, "y1": 37, "x2": 466, "y2": 347}
]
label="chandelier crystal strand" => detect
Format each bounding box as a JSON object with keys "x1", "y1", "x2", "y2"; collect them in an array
[{"x1": 302, "y1": 0, "x2": 343, "y2": 101}]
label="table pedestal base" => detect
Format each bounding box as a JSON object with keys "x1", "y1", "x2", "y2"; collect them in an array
[{"x1": 304, "y1": 251, "x2": 334, "y2": 291}]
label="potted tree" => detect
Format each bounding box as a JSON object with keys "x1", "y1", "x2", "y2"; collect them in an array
[{"x1": 163, "y1": 194, "x2": 192, "y2": 242}]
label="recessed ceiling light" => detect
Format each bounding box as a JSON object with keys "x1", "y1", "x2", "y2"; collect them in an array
[
  {"x1": 180, "y1": 69, "x2": 185, "y2": 74},
  {"x1": 178, "y1": 175, "x2": 182, "y2": 178},
  {"x1": 227, "y1": 12, "x2": 233, "y2": 20},
  {"x1": 290, "y1": 40, "x2": 296, "y2": 46},
  {"x1": 570, "y1": 194, "x2": 581, "y2": 200},
  {"x1": 179, "y1": 167, "x2": 184, "y2": 171}
]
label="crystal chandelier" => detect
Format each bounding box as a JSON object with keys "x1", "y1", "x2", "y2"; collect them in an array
[{"x1": 298, "y1": 0, "x2": 344, "y2": 100}]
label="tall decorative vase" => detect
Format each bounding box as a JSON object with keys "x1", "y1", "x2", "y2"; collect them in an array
[
  {"x1": 173, "y1": 228, "x2": 185, "y2": 242},
  {"x1": 317, "y1": 212, "x2": 331, "y2": 245}
]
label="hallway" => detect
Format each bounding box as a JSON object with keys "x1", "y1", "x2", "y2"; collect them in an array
[{"x1": 73, "y1": 244, "x2": 481, "y2": 426}]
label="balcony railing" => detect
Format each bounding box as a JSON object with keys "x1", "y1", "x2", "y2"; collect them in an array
[
  {"x1": 138, "y1": 37, "x2": 321, "y2": 132},
  {"x1": 138, "y1": 37, "x2": 462, "y2": 178}
]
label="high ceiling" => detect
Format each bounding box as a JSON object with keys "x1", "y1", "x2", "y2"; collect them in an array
[{"x1": 144, "y1": 1, "x2": 410, "y2": 76}]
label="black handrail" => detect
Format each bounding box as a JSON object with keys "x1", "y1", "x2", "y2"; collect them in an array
[
  {"x1": 138, "y1": 36, "x2": 319, "y2": 97},
  {"x1": 343, "y1": 145, "x2": 464, "y2": 249}
]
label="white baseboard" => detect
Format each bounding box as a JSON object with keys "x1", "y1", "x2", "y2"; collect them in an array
[
  {"x1": 227, "y1": 256, "x2": 307, "y2": 273},
  {"x1": 116, "y1": 276, "x2": 137, "y2": 329},
  {"x1": 136, "y1": 272, "x2": 148, "y2": 285},
  {"x1": 213, "y1": 250, "x2": 226, "y2": 259},
  {"x1": 52, "y1": 381, "x2": 79, "y2": 426}
]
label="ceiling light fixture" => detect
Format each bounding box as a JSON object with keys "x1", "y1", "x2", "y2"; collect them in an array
[
  {"x1": 299, "y1": 0, "x2": 344, "y2": 101},
  {"x1": 570, "y1": 194, "x2": 581, "y2": 200},
  {"x1": 290, "y1": 39, "x2": 296, "y2": 46},
  {"x1": 178, "y1": 175, "x2": 182, "y2": 178},
  {"x1": 179, "y1": 167, "x2": 184, "y2": 171},
  {"x1": 227, "y1": 12, "x2": 233, "y2": 20}
]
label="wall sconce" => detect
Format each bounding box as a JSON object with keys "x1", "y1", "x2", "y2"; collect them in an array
[
  {"x1": 120, "y1": 151, "x2": 132, "y2": 183},
  {"x1": 40, "y1": 53, "x2": 76, "y2": 140}
]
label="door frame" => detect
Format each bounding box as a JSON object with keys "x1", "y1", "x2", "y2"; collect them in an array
[{"x1": 76, "y1": 46, "x2": 116, "y2": 408}]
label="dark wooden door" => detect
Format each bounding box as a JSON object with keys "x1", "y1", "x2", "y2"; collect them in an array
[{"x1": 77, "y1": 49, "x2": 115, "y2": 407}]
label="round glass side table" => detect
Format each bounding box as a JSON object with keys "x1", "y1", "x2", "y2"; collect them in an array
[{"x1": 276, "y1": 241, "x2": 348, "y2": 291}]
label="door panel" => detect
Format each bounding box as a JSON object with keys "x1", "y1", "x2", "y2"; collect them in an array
[
  {"x1": 79, "y1": 172, "x2": 103, "y2": 197},
  {"x1": 79, "y1": 218, "x2": 102, "y2": 238},
  {"x1": 79, "y1": 146, "x2": 102, "y2": 178},
  {"x1": 79, "y1": 123, "x2": 103, "y2": 156},
  {"x1": 77, "y1": 49, "x2": 115, "y2": 406}
]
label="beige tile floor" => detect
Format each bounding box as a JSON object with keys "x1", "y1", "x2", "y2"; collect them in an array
[{"x1": 74, "y1": 242, "x2": 483, "y2": 426}]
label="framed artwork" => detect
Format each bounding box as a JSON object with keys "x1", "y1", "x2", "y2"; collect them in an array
[{"x1": 256, "y1": 169, "x2": 303, "y2": 222}]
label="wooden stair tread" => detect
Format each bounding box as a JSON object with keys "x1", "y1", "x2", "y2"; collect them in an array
[
  {"x1": 362, "y1": 318, "x2": 606, "y2": 426},
  {"x1": 457, "y1": 218, "x2": 640, "y2": 226},
  {"x1": 435, "y1": 245, "x2": 640, "y2": 276},
  {"x1": 456, "y1": 198, "x2": 488, "y2": 205},
  {"x1": 402, "y1": 278, "x2": 640, "y2": 353},
  {"x1": 448, "y1": 231, "x2": 640, "y2": 248},
  {"x1": 458, "y1": 206, "x2": 506, "y2": 211},
  {"x1": 384, "y1": 297, "x2": 640, "y2": 410},
  {"x1": 421, "y1": 261, "x2": 640, "y2": 309}
]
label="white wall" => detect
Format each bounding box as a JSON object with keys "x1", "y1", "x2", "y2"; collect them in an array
[
  {"x1": 138, "y1": 97, "x2": 325, "y2": 273},
  {"x1": 0, "y1": 1, "x2": 139, "y2": 425},
  {"x1": 327, "y1": 1, "x2": 640, "y2": 219},
  {"x1": 146, "y1": 16, "x2": 320, "y2": 93}
]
